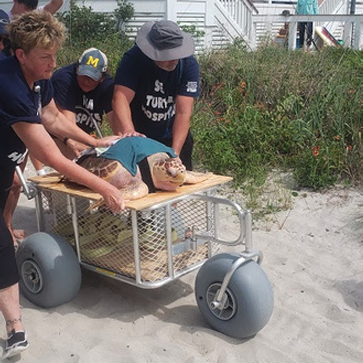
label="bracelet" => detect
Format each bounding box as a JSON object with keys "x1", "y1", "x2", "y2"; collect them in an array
[{"x1": 63, "y1": 137, "x2": 69, "y2": 145}]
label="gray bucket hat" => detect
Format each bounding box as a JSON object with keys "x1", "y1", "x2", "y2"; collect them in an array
[{"x1": 136, "y1": 20, "x2": 194, "y2": 61}]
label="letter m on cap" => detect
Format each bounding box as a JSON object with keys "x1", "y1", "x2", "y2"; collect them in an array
[{"x1": 87, "y1": 56, "x2": 99, "y2": 68}]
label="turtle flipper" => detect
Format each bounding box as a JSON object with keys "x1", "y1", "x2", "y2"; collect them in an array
[
  {"x1": 121, "y1": 181, "x2": 149, "y2": 201},
  {"x1": 184, "y1": 171, "x2": 213, "y2": 184},
  {"x1": 87, "y1": 181, "x2": 149, "y2": 212}
]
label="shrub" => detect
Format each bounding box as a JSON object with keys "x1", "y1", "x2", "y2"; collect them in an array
[
  {"x1": 194, "y1": 46, "x2": 362, "y2": 190},
  {"x1": 56, "y1": 0, "x2": 134, "y2": 75}
]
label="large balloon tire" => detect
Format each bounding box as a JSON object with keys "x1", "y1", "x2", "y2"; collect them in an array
[
  {"x1": 195, "y1": 253, "x2": 274, "y2": 339},
  {"x1": 16, "y1": 232, "x2": 82, "y2": 308}
]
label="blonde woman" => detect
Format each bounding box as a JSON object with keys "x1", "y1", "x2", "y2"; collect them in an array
[{"x1": 0, "y1": 11, "x2": 124, "y2": 359}]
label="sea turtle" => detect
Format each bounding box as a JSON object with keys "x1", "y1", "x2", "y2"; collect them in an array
[{"x1": 77, "y1": 137, "x2": 212, "y2": 201}]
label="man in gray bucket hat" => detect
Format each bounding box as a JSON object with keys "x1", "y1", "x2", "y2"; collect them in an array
[{"x1": 113, "y1": 20, "x2": 200, "y2": 170}]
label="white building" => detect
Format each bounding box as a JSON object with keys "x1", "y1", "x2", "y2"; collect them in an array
[{"x1": 0, "y1": 0, "x2": 361, "y2": 49}]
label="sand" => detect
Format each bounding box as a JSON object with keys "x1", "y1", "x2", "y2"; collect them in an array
[{"x1": 2, "y1": 164, "x2": 362, "y2": 363}]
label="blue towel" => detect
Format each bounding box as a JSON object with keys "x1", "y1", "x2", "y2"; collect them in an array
[{"x1": 101, "y1": 137, "x2": 177, "y2": 176}]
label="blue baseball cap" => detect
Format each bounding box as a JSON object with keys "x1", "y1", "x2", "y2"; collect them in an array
[{"x1": 77, "y1": 48, "x2": 108, "y2": 81}]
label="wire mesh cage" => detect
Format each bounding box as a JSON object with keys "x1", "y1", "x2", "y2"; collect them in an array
[{"x1": 36, "y1": 189, "x2": 220, "y2": 285}]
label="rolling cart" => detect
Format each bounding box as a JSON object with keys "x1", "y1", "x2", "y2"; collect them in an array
[{"x1": 16, "y1": 172, "x2": 273, "y2": 339}]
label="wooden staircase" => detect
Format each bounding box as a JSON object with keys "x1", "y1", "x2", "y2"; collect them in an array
[{"x1": 211, "y1": 0, "x2": 259, "y2": 49}]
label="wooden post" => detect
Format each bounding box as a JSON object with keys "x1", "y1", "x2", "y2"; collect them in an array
[
  {"x1": 206, "y1": 0, "x2": 214, "y2": 26},
  {"x1": 288, "y1": 18, "x2": 297, "y2": 50},
  {"x1": 166, "y1": 0, "x2": 177, "y2": 21}
]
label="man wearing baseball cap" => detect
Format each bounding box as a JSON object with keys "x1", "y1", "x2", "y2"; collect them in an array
[
  {"x1": 113, "y1": 20, "x2": 200, "y2": 170},
  {"x1": 48, "y1": 48, "x2": 117, "y2": 159}
]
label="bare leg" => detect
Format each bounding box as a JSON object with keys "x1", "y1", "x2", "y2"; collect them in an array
[
  {"x1": 0, "y1": 211, "x2": 29, "y2": 358},
  {"x1": 29, "y1": 153, "x2": 45, "y2": 176},
  {"x1": 3, "y1": 158, "x2": 28, "y2": 245},
  {"x1": 0, "y1": 284, "x2": 29, "y2": 358},
  {"x1": 0, "y1": 284, "x2": 24, "y2": 334}
]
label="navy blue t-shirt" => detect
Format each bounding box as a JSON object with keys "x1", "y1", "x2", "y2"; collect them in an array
[
  {"x1": 114, "y1": 45, "x2": 200, "y2": 141},
  {"x1": 0, "y1": 56, "x2": 53, "y2": 178},
  {"x1": 51, "y1": 63, "x2": 114, "y2": 134}
]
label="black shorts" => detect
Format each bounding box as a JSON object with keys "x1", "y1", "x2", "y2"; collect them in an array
[{"x1": 0, "y1": 168, "x2": 20, "y2": 289}]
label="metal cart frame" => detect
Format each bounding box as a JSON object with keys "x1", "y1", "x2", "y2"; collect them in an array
[{"x1": 16, "y1": 173, "x2": 273, "y2": 339}]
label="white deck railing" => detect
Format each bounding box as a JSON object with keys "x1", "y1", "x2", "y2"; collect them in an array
[
  {"x1": 1, "y1": 0, "x2": 360, "y2": 50},
  {"x1": 319, "y1": 0, "x2": 349, "y2": 15},
  {"x1": 252, "y1": 13, "x2": 363, "y2": 49},
  {"x1": 318, "y1": 0, "x2": 350, "y2": 32},
  {"x1": 214, "y1": 0, "x2": 258, "y2": 45}
]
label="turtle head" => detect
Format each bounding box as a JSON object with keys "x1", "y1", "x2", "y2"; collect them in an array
[{"x1": 149, "y1": 154, "x2": 187, "y2": 191}]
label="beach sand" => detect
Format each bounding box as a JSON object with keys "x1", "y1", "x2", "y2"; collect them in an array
[{"x1": 2, "y1": 164, "x2": 362, "y2": 363}]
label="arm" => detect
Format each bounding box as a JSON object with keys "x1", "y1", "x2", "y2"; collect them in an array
[
  {"x1": 56, "y1": 106, "x2": 92, "y2": 157},
  {"x1": 172, "y1": 95, "x2": 194, "y2": 156},
  {"x1": 41, "y1": 99, "x2": 120, "y2": 148},
  {"x1": 43, "y1": 0, "x2": 63, "y2": 14},
  {"x1": 112, "y1": 85, "x2": 144, "y2": 137},
  {"x1": 13, "y1": 122, "x2": 125, "y2": 212},
  {"x1": 105, "y1": 110, "x2": 121, "y2": 137}
]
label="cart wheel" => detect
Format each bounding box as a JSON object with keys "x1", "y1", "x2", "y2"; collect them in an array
[
  {"x1": 16, "y1": 232, "x2": 81, "y2": 308},
  {"x1": 195, "y1": 253, "x2": 273, "y2": 339}
]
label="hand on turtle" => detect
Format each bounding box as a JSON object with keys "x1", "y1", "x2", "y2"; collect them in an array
[
  {"x1": 122, "y1": 131, "x2": 146, "y2": 138},
  {"x1": 92, "y1": 135, "x2": 121, "y2": 148},
  {"x1": 101, "y1": 186, "x2": 125, "y2": 213},
  {"x1": 66, "y1": 139, "x2": 90, "y2": 158}
]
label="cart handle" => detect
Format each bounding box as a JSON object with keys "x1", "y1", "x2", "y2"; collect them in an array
[
  {"x1": 16, "y1": 165, "x2": 38, "y2": 200},
  {"x1": 187, "y1": 194, "x2": 254, "y2": 251}
]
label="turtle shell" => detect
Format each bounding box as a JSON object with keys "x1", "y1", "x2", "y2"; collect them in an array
[{"x1": 77, "y1": 155, "x2": 142, "y2": 191}]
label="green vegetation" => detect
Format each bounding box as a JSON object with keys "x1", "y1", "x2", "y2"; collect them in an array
[
  {"x1": 56, "y1": 0, "x2": 134, "y2": 75},
  {"x1": 55, "y1": 4, "x2": 362, "y2": 193},
  {"x1": 194, "y1": 44, "x2": 362, "y2": 190}
]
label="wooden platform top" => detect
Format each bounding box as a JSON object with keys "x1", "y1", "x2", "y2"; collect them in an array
[{"x1": 29, "y1": 172, "x2": 233, "y2": 211}]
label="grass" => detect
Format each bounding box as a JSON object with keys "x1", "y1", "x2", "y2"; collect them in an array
[{"x1": 193, "y1": 44, "x2": 362, "y2": 194}]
